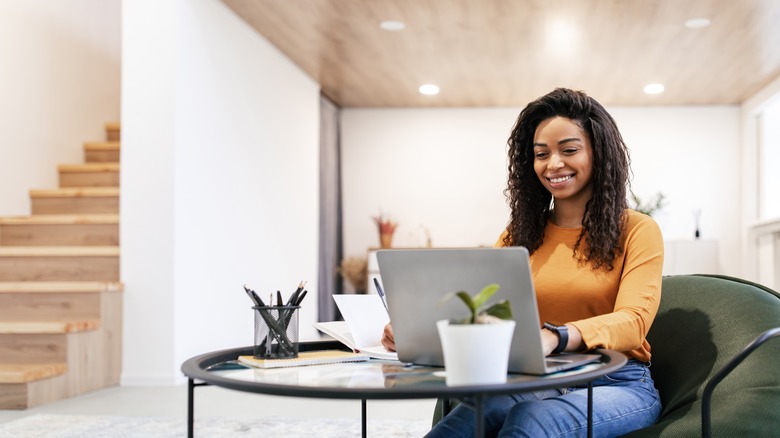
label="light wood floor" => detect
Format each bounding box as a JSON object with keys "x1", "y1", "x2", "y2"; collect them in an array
[{"x1": 0, "y1": 384, "x2": 437, "y2": 424}]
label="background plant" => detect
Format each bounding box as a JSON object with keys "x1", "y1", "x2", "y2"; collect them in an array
[
  {"x1": 338, "y1": 257, "x2": 368, "y2": 293},
  {"x1": 630, "y1": 192, "x2": 666, "y2": 217}
]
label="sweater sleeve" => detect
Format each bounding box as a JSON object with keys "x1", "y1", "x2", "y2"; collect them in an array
[{"x1": 570, "y1": 213, "x2": 664, "y2": 356}]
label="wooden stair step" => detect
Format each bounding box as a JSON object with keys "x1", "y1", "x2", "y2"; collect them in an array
[
  {"x1": 84, "y1": 141, "x2": 120, "y2": 164},
  {"x1": 84, "y1": 141, "x2": 120, "y2": 150},
  {"x1": 0, "y1": 246, "x2": 119, "y2": 282},
  {"x1": 30, "y1": 188, "x2": 119, "y2": 215},
  {"x1": 0, "y1": 214, "x2": 119, "y2": 225},
  {"x1": 58, "y1": 163, "x2": 120, "y2": 172},
  {"x1": 105, "y1": 122, "x2": 120, "y2": 141},
  {"x1": 0, "y1": 246, "x2": 120, "y2": 256},
  {"x1": 0, "y1": 319, "x2": 100, "y2": 334},
  {"x1": 0, "y1": 281, "x2": 123, "y2": 293},
  {"x1": 58, "y1": 164, "x2": 120, "y2": 188},
  {"x1": 0, "y1": 363, "x2": 67, "y2": 384},
  {"x1": 29, "y1": 188, "x2": 120, "y2": 197},
  {"x1": 0, "y1": 214, "x2": 119, "y2": 246}
]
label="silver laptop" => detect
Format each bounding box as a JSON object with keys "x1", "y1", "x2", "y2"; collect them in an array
[{"x1": 376, "y1": 247, "x2": 601, "y2": 375}]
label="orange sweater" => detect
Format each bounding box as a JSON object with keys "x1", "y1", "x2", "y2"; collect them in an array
[{"x1": 496, "y1": 210, "x2": 663, "y2": 362}]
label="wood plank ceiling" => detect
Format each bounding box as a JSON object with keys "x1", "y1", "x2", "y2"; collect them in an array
[{"x1": 222, "y1": 0, "x2": 780, "y2": 108}]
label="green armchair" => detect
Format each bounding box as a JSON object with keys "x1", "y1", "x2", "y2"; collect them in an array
[
  {"x1": 626, "y1": 274, "x2": 780, "y2": 436},
  {"x1": 433, "y1": 274, "x2": 780, "y2": 436}
]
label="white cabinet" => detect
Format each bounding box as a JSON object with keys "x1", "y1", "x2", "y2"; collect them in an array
[{"x1": 663, "y1": 240, "x2": 720, "y2": 275}]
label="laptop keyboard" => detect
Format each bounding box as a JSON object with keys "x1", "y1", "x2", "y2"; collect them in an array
[{"x1": 546, "y1": 358, "x2": 575, "y2": 365}]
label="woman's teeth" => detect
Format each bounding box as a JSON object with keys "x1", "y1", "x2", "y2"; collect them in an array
[{"x1": 549, "y1": 175, "x2": 572, "y2": 183}]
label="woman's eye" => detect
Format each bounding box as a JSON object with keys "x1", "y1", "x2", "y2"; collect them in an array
[{"x1": 535, "y1": 152, "x2": 548, "y2": 159}]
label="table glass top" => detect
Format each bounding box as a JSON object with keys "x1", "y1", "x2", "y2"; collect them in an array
[{"x1": 206, "y1": 358, "x2": 605, "y2": 390}]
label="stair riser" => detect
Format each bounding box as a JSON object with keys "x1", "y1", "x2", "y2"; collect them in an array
[
  {"x1": 0, "y1": 257, "x2": 119, "y2": 281},
  {"x1": 106, "y1": 131, "x2": 120, "y2": 142},
  {"x1": 0, "y1": 369, "x2": 70, "y2": 409},
  {"x1": 0, "y1": 293, "x2": 100, "y2": 320},
  {"x1": 85, "y1": 150, "x2": 120, "y2": 163},
  {"x1": 0, "y1": 334, "x2": 67, "y2": 364},
  {"x1": 0, "y1": 224, "x2": 119, "y2": 246},
  {"x1": 59, "y1": 172, "x2": 120, "y2": 188},
  {"x1": 0, "y1": 382, "x2": 34, "y2": 409},
  {"x1": 31, "y1": 198, "x2": 119, "y2": 215}
]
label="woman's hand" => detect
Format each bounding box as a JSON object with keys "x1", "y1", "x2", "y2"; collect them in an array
[
  {"x1": 541, "y1": 326, "x2": 559, "y2": 356},
  {"x1": 541, "y1": 324, "x2": 584, "y2": 356},
  {"x1": 381, "y1": 323, "x2": 396, "y2": 352}
]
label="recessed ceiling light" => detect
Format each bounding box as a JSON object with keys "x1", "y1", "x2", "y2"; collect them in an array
[
  {"x1": 644, "y1": 83, "x2": 665, "y2": 95},
  {"x1": 684, "y1": 17, "x2": 711, "y2": 29},
  {"x1": 379, "y1": 20, "x2": 406, "y2": 31},
  {"x1": 419, "y1": 84, "x2": 440, "y2": 95}
]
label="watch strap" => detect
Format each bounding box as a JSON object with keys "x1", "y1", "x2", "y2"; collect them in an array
[{"x1": 544, "y1": 322, "x2": 569, "y2": 354}]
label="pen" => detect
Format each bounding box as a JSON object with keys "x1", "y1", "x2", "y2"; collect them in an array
[
  {"x1": 295, "y1": 289, "x2": 308, "y2": 306},
  {"x1": 286, "y1": 281, "x2": 306, "y2": 306},
  {"x1": 243, "y1": 285, "x2": 265, "y2": 307},
  {"x1": 243, "y1": 285, "x2": 259, "y2": 306},
  {"x1": 252, "y1": 290, "x2": 266, "y2": 307},
  {"x1": 373, "y1": 277, "x2": 390, "y2": 315}
]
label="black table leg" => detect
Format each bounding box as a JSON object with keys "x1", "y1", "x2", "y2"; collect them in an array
[
  {"x1": 362, "y1": 399, "x2": 367, "y2": 438},
  {"x1": 474, "y1": 393, "x2": 485, "y2": 438},
  {"x1": 188, "y1": 378, "x2": 195, "y2": 438},
  {"x1": 587, "y1": 382, "x2": 593, "y2": 438},
  {"x1": 188, "y1": 379, "x2": 209, "y2": 438}
]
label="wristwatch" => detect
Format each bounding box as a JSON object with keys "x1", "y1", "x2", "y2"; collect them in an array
[{"x1": 543, "y1": 322, "x2": 569, "y2": 355}]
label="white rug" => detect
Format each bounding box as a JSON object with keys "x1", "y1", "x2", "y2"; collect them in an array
[{"x1": 0, "y1": 414, "x2": 431, "y2": 437}]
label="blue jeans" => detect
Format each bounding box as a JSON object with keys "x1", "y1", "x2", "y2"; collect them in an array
[{"x1": 425, "y1": 360, "x2": 662, "y2": 438}]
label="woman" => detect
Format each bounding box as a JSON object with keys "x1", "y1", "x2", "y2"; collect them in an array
[{"x1": 382, "y1": 88, "x2": 664, "y2": 437}]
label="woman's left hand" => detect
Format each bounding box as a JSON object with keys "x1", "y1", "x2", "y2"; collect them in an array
[{"x1": 541, "y1": 324, "x2": 585, "y2": 356}]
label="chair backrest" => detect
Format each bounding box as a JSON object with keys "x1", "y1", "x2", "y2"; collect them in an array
[{"x1": 627, "y1": 274, "x2": 780, "y2": 436}]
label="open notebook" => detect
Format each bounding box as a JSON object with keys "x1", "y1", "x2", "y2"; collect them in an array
[{"x1": 313, "y1": 294, "x2": 398, "y2": 361}]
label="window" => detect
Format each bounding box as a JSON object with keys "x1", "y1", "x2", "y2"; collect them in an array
[{"x1": 760, "y1": 99, "x2": 780, "y2": 220}]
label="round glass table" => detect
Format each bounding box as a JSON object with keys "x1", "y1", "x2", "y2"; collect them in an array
[{"x1": 181, "y1": 340, "x2": 627, "y2": 438}]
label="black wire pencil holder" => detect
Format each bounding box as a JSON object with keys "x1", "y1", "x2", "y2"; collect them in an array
[{"x1": 253, "y1": 305, "x2": 300, "y2": 359}]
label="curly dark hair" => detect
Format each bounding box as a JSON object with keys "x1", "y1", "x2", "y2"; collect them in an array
[{"x1": 502, "y1": 88, "x2": 630, "y2": 270}]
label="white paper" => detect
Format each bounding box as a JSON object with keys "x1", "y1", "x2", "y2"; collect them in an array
[{"x1": 332, "y1": 295, "x2": 390, "y2": 350}]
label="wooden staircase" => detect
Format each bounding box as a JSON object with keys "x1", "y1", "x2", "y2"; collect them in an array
[{"x1": 0, "y1": 123, "x2": 122, "y2": 409}]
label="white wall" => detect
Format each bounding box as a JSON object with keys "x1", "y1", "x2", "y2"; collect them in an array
[
  {"x1": 342, "y1": 108, "x2": 515, "y2": 256},
  {"x1": 121, "y1": 0, "x2": 320, "y2": 385},
  {"x1": 0, "y1": 0, "x2": 121, "y2": 215},
  {"x1": 342, "y1": 105, "x2": 741, "y2": 276}
]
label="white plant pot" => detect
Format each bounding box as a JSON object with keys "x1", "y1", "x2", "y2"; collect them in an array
[{"x1": 436, "y1": 319, "x2": 516, "y2": 386}]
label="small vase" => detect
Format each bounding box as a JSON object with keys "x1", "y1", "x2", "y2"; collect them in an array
[
  {"x1": 436, "y1": 319, "x2": 516, "y2": 386},
  {"x1": 380, "y1": 232, "x2": 394, "y2": 249}
]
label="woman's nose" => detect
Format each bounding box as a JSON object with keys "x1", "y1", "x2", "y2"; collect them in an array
[{"x1": 548, "y1": 154, "x2": 564, "y2": 170}]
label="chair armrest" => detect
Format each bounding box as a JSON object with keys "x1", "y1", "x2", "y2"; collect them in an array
[{"x1": 702, "y1": 327, "x2": 780, "y2": 437}]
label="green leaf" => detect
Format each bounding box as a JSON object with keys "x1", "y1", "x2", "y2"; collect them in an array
[
  {"x1": 483, "y1": 300, "x2": 513, "y2": 320},
  {"x1": 454, "y1": 291, "x2": 477, "y2": 323},
  {"x1": 471, "y1": 283, "x2": 500, "y2": 310},
  {"x1": 442, "y1": 283, "x2": 513, "y2": 324}
]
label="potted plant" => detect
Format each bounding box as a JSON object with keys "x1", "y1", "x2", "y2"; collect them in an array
[{"x1": 436, "y1": 283, "x2": 515, "y2": 386}]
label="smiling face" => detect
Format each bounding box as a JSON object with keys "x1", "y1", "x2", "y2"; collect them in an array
[{"x1": 532, "y1": 116, "x2": 594, "y2": 206}]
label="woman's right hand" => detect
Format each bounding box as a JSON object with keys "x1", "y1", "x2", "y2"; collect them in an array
[{"x1": 381, "y1": 323, "x2": 396, "y2": 352}]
